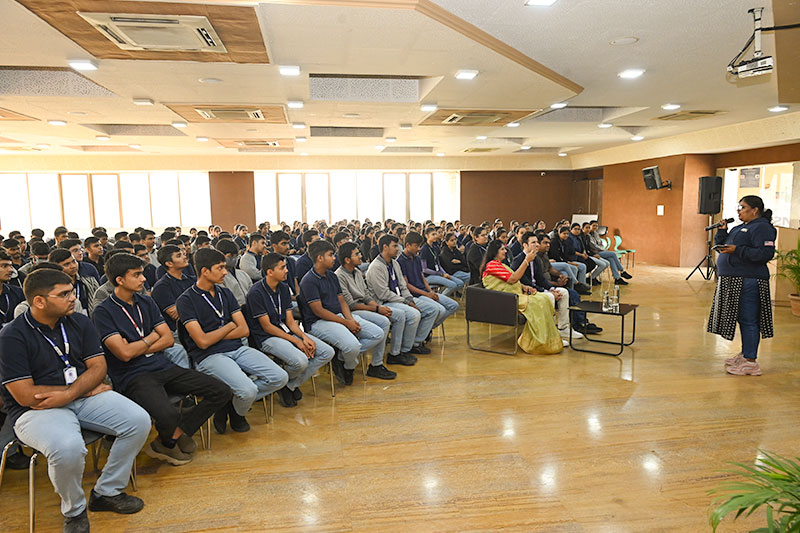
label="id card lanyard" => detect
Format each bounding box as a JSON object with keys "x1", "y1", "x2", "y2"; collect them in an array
[
  {"x1": 388, "y1": 263, "x2": 401, "y2": 295},
  {"x1": 263, "y1": 280, "x2": 290, "y2": 333},
  {"x1": 0, "y1": 293, "x2": 9, "y2": 321},
  {"x1": 28, "y1": 317, "x2": 77, "y2": 385},
  {"x1": 112, "y1": 296, "x2": 145, "y2": 338},
  {"x1": 201, "y1": 289, "x2": 226, "y2": 327}
]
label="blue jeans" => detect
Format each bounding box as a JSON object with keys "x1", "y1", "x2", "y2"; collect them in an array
[
  {"x1": 451, "y1": 270, "x2": 471, "y2": 288},
  {"x1": 411, "y1": 297, "x2": 440, "y2": 343},
  {"x1": 196, "y1": 346, "x2": 288, "y2": 416},
  {"x1": 739, "y1": 278, "x2": 761, "y2": 359},
  {"x1": 383, "y1": 302, "x2": 421, "y2": 354},
  {"x1": 415, "y1": 294, "x2": 458, "y2": 329},
  {"x1": 425, "y1": 274, "x2": 464, "y2": 297},
  {"x1": 596, "y1": 250, "x2": 623, "y2": 278},
  {"x1": 260, "y1": 334, "x2": 334, "y2": 390},
  {"x1": 310, "y1": 314, "x2": 387, "y2": 369},
  {"x1": 590, "y1": 256, "x2": 609, "y2": 280},
  {"x1": 353, "y1": 310, "x2": 395, "y2": 363},
  {"x1": 550, "y1": 262, "x2": 578, "y2": 288},
  {"x1": 14, "y1": 391, "x2": 151, "y2": 517},
  {"x1": 568, "y1": 261, "x2": 588, "y2": 284},
  {"x1": 164, "y1": 343, "x2": 190, "y2": 369}
]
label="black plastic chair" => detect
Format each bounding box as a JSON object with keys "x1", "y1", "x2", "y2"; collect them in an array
[{"x1": 464, "y1": 285, "x2": 525, "y2": 355}]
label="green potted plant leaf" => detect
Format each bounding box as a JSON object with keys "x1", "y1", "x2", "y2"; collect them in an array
[
  {"x1": 775, "y1": 237, "x2": 800, "y2": 317},
  {"x1": 709, "y1": 450, "x2": 800, "y2": 531}
]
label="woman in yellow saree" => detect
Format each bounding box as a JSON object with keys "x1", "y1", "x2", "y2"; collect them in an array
[{"x1": 481, "y1": 240, "x2": 563, "y2": 354}]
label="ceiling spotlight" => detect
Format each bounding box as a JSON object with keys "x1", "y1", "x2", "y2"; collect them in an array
[
  {"x1": 598, "y1": 123, "x2": 613, "y2": 128},
  {"x1": 68, "y1": 59, "x2": 98, "y2": 71},
  {"x1": 128, "y1": 144, "x2": 141, "y2": 149},
  {"x1": 47, "y1": 119, "x2": 67, "y2": 126},
  {"x1": 171, "y1": 121, "x2": 187, "y2": 128},
  {"x1": 287, "y1": 100, "x2": 304, "y2": 109},
  {"x1": 296, "y1": 136, "x2": 307, "y2": 142},
  {"x1": 558, "y1": 152, "x2": 568, "y2": 157},
  {"x1": 631, "y1": 135, "x2": 645, "y2": 141},
  {"x1": 506, "y1": 122, "x2": 521, "y2": 128},
  {"x1": 525, "y1": 0, "x2": 558, "y2": 5},
  {"x1": 476, "y1": 135, "x2": 488, "y2": 140},
  {"x1": 292, "y1": 122, "x2": 306, "y2": 129},
  {"x1": 386, "y1": 137, "x2": 397, "y2": 142},
  {"x1": 34, "y1": 143, "x2": 50, "y2": 149},
  {"x1": 455, "y1": 69, "x2": 479, "y2": 80},
  {"x1": 618, "y1": 68, "x2": 645, "y2": 79},
  {"x1": 132, "y1": 98, "x2": 154, "y2": 106},
  {"x1": 661, "y1": 103, "x2": 681, "y2": 111},
  {"x1": 420, "y1": 103, "x2": 438, "y2": 112},
  {"x1": 95, "y1": 135, "x2": 110, "y2": 141},
  {"x1": 300, "y1": 152, "x2": 309, "y2": 156},
  {"x1": 344, "y1": 113, "x2": 360, "y2": 118},
  {"x1": 67, "y1": 111, "x2": 88, "y2": 116},
  {"x1": 436, "y1": 152, "x2": 445, "y2": 157},
  {"x1": 279, "y1": 65, "x2": 301, "y2": 76},
  {"x1": 768, "y1": 105, "x2": 789, "y2": 113},
  {"x1": 550, "y1": 102, "x2": 568, "y2": 109},
  {"x1": 375, "y1": 145, "x2": 385, "y2": 150},
  {"x1": 196, "y1": 136, "x2": 209, "y2": 142},
  {"x1": 198, "y1": 77, "x2": 222, "y2": 84},
  {"x1": 520, "y1": 145, "x2": 531, "y2": 150},
  {"x1": 400, "y1": 123, "x2": 413, "y2": 130},
  {"x1": 610, "y1": 36, "x2": 639, "y2": 46}
]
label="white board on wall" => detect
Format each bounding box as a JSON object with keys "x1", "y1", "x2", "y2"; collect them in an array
[{"x1": 571, "y1": 213, "x2": 598, "y2": 226}]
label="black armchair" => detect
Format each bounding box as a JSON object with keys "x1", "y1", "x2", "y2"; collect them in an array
[{"x1": 465, "y1": 285, "x2": 525, "y2": 355}]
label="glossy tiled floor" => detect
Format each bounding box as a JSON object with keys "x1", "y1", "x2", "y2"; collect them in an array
[{"x1": 1, "y1": 266, "x2": 799, "y2": 532}]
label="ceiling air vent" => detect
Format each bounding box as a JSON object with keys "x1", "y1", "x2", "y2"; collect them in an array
[
  {"x1": 463, "y1": 147, "x2": 499, "y2": 153},
  {"x1": 77, "y1": 13, "x2": 227, "y2": 53},
  {"x1": 238, "y1": 147, "x2": 294, "y2": 153},
  {"x1": 236, "y1": 140, "x2": 280, "y2": 147},
  {"x1": 381, "y1": 146, "x2": 433, "y2": 153},
  {"x1": 195, "y1": 108, "x2": 264, "y2": 121},
  {"x1": 443, "y1": 112, "x2": 509, "y2": 126},
  {"x1": 656, "y1": 110, "x2": 724, "y2": 121},
  {"x1": 310, "y1": 127, "x2": 384, "y2": 138}
]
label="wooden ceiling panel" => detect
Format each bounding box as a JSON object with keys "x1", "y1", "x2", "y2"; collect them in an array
[
  {"x1": 16, "y1": 1, "x2": 269, "y2": 64},
  {"x1": 166, "y1": 104, "x2": 288, "y2": 124},
  {"x1": 0, "y1": 107, "x2": 37, "y2": 121}
]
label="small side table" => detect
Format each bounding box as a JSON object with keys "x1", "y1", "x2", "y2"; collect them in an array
[{"x1": 568, "y1": 301, "x2": 638, "y2": 356}]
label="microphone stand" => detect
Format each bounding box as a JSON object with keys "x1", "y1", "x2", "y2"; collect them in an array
[{"x1": 686, "y1": 215, "x2": 717, "y2": 281}]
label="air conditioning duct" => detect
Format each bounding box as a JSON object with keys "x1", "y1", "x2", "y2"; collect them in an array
[
  {"x1": 443, "y1": 112, "x2": 509, "y2": 125},
  {"x1": 195, "y1": 108, "x2": 265, "y2": 121}
]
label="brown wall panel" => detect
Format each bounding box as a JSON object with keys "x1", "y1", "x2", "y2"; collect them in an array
[
  {"x1": 681, "y1": 154, "x2": 718, "y2": 266},
  {"x1": 209, "y1": 171, "x2": 256, "y2": 232},
  {"x1": 714, "y1": 142, "x2": 800, "y2": 169}
]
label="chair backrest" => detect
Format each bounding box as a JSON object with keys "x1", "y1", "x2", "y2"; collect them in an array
[
  {"x1": 613, "y1": 235, "x2": 624, "y2": 251},
  {"x1": 465, "y1": 286, "x2": 519, "y2": 327}
]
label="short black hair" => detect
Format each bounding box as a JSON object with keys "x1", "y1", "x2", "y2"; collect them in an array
[
  {"x1": 261, "y1": 252, "x2": 285, "y2": 276},
  {"x1": 59, "y1": 238, "x2": 82, "y2": 250},
  {"x1": 520, "y1": 231, "x2": 537, "y2": 246},
  {"x1": 30, "y1": 241, "x2": 51, "y2": 257},
  {"x1": 105, "y1": 248, "x2": 130, "y2": 262},
  {"x1": 54, "y1": 226, "x2": 68, "y2": 237},
  {"x1": 536, "y1": 232, "x2": 550, "y2": 242},
  {"x1": 195, "y1": 235, "x2": 211, "y2": 247},
  {"x1": 424, "y1": 227, "x2": 437, "y2": 236},
  {"x1": 249, "y1": 233, "x2": 266, "y2": 245},
  {"x1": 471, "y1": 226, "x2": 486, "y2": 238},
  {"x1": 378, "y1": 234, "x2": 398, "y2": 253},
  {"x1": 23, "y1": 268, "x2": 73, "y2": 304},
  {"x1": 194, "y1": 247, "x2": 226, "y2": 275},
  {"x1": 48, "y1": 248, "x2": 73, "y2": 264},
  {"x1": 83, "y1": 236, "x2": 100, "y2": 247},
  {"x1": 0, "y1": 251, "x2": 9, "y2": 262},
  {"x1": 270, "y1": 230, "x2": 290, "y2": 244},
  {"x1": 302, "y1": 230, "x2": 319, "y2": 246},
  {"x1": 140, "y1": 230, "x2": 155, "y2": 238},
  {"x1": 558, "y1": 226, "x2": 570, "y2": 234},
  {"x1": 114, "y1": 231, "x2": 128, "y2": 240},
  {"x1": 129, "y1": 232, "x2": 142, "y2": 242},
  {"x1": 93, "y1": 230, "x2": 108, "y2": 239},
  {"x1": 165, "y1": 238, "x2": 183, "y2": 247},
  {"x1": 570, "y1": 223, "x2": 581, "y2": 230},
  {"x1": 113, "y1": 240, "x2": 135, "y2": 251},
  {"x1": 160, "y1": 231, "x2": 176, "y2": 242},
  {"x1": 338, "y1": 242, "x2": 359, "y2": 265},
  {"x1": 157, "y1": 244, "x2": 181, "y2": 266},
  {"x1": 404, "y1": 231, "x2": 424, "y2": 246},
  {"x1": 333, "y1": 231, "x2": 350, "y2": 246},
  {"x1": 105, "y1": 253, "x2": 146, "y2": 286},
  {"x1": 28, "y1": 261, "x2": 63, "y2": 274},
  {"x1": 2, "y1": 238, "x2": 19, "y2": 250},
  {"x1": 214, "y1": 239, "x2": 239, "y2": 256},
  {"x1": 31, "y1": 228, "x2": 45, "y2": 239},
  {"x1": 133, "y1": 244, "x2": 147, "y2": 254},
  {"x1": 582, "y1": 222, "x2": 591, "y2": 228},
  {"x1": 308, "y1": 240, "x2": 335, "y2": 263},
  {"x1": 590, "y1": 220, "x2": 598, "y2": 224}
]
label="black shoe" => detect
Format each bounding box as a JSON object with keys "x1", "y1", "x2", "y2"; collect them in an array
[
  {"x1": 621, "y1": 271, "x2": 632, "y2": 279},
  {"x1": 343, "y1": 368, "x2": 354, "y2": 386},
  {"x1": 576, "y1": 285, "x2": 592, "y2": 295},
  {"x1": 4, "y1": 450, "x2": 30, "y2": 470},
  {"x1": 586, "y1": 322, "x2": 603, "y2": 333},
  {"x1": 387, "y1": 353, "x2": 416, "y2": 366},
  {"x1": 213, "y1": 404, "x2": 228, "y2": 434},
  {"x1": 409, "y1": 344, "x2": 431, "y2": 355},
  {"x1": 277, "y1": 386, "x2": 297, "y2": 408},
  {"x1": 591, "y1": 278, "x2": 601, "y2": 286},
  {"x1": 88, "y1": 490, "x2": 144, "y2": 514},
  {"x1": 331, "y1": 356, "x2": 347, "y2": 385},
  {"x1": 366, "y1": 364, "x2": 397, "y2": 380},
  {"x1": 614, "y1": 278, "x2": 629, "y2": 285},
  {"x1": 425, "y1": 332, "x2": 432, "y2": 344},
  {"x1": 63, "y1": 509, "x2": 89, "y2": 533},
  {"x1": 292, "y1": 387, "x2": 303, "y2": 401},
  {"x1": 228, "y1": 403, "x2": 250, "y2": 432}
]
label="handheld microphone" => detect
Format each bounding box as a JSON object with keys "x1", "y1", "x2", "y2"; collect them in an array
[{"x1": 705, "y1": 218, "x2": 734, "y2": 231}]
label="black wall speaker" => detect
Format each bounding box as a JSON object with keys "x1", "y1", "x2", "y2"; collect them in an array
[{"x1": 698, "y1": 176, "x2": 723, "y2": 215}]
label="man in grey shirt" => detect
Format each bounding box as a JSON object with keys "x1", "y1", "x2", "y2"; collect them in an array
[{"x1": 238, "y1": 233, "x2": 266, "y2": 282}]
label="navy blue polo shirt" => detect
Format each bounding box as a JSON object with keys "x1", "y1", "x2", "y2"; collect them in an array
[
  {"x1": 285, "y1": 256, "x2": 297, "y2": 295},
  {"x1": 295, "y1": 253, "x2": 313, "y2": 287},
  {"x1": 0, "y1": 283, "x2": 25, "y2": 326},
  {"x1": 397, "y1": 252, "x2": 426, "y2": 290},
  {"x1": 151, "y1": 271, "x2": 195, "y2": 331},
  {"x1": 93, "y1": 292, "x2": 172, "y2": 393},
  {"x1": 78, "y1": 261, "x2": 100, "y2": 282},
  {"x1": 176, "y1": 284, "x2": 242, "y2": 363},
  {"x1": 155, "y1": 263, "x2": 196, "y2": 281},
  {"x1": 246, "y1": 280, "x2": 292, "y2": 346},
  {"x1": 0, "y1": 311, "x2": 104, "y2": 425},
  {"x1": 234, "y1": 236, "x2": 248, "y2": 251},
  {"x1": 299, "y1": 268, "x2": 342, "y2": 327}
]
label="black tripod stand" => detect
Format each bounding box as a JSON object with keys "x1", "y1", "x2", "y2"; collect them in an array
[{"x1": 686, "y1": 215, "x2": 717, "y2": 280}]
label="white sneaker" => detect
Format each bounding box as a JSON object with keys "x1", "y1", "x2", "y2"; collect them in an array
[
  {"x1": 562, "y1": 338, "x2": 569, "y2": 347},
  {"x1": 559, "y1": 328, "x2": 584, "y2": 339}
]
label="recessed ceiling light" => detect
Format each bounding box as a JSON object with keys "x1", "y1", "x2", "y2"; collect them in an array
[
  {"x1": 400, "y1": 123, "x2": 413, "y2": 130},
  {"x1": 292, "y1": 122, "x2": 306, "y2": 129},
  {"x1": 67, "y1": 111, "x2": 87, "y2": 116},
  {"x1": 618, "y1": 68, "x2": 645, "y2": 79},
  {"x1": 525, "y1": 0, "x2": 558, "y2": 5},
  {"x1": 436, "y1": 152, "x2": 445, "y2": 157},
  {"x1": 47, "y1": 119, "x2": 67, "y2": 126},
  {"x1": 95, "y1": 135, "x2": 110, "y2": 141},
  {"x1": 296, "y1": 136, "x2": 307, "y2": 142},
  {"x1": 476, "y1": 135, "x2": 488, "y2": 140},
  {"x1": 132, "y1": 98, "x2": 154, "y2": 106},
  {"x1": 631, "y1": 135, "x2": 645, "y2": 141},
  {"x1": 506, "y1": 122, "x2": 520, "y2": 128},
  {"x1": 420, "y1": 103, "x2": 438, "y2": 112},
  {"x1": 558, "y1": 152, "x2": 568, "y2": 157},
  {"x1": 344, "y1": 113, "x2": 360, "y2": 118},
  {"x1": 279, "y1": 65, "x2": 301, "y2": 77},
  {"x1": 287, "y1": 100, "x2": 304, "y2": 109},
  {"x1": 550, "y1": 102, "x2": 568, "y2": 109},
  {"x1": 661, "y1": 103, "x2": 681, "y2": 110},
  {"x1": 455, "y1": 69, "x2": 479, "y2": 80},
  {"x1": 375, "y1": 145, "x2": 385, "y2": 150},
  {"x1": 198, "y1": 77, "x2": 222, "y2": 84},
  {"x1": 34, "y1": 143, "x2": 50, "y2": 149},
  {"x1": 129, "y1": 143, "x2": 141, "y2": 149},
  {"x1": 171, "y1": 121, "x2": 187, "y2": 128},
  {"x1": 196, "y1": 136, "x2": 209, "y2": 142},
  {"x1": 300, "y1": 152, "x2": 309, "y2": 156},
  {"x1": 386, "y1": 137, "x2": 397, "y2": 142},
  {"x1": 768, "y1": 105, "x2": 789, "y2": 112},
  {"x1": 610, "y1": 37, "x2": 639, "y2": 46},
  {"x1": 68, "y1": 59, "x2": 98, "y2": 71},
  {"x1": 598, "y1": 123, "x2": 613, "y2": 128},
  {"x1": 520, "y1": 145, "x2": 531, "y2": 150}
]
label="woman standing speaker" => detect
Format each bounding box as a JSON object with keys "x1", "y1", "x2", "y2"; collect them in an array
[{"x1": 708, "y1": 195, "x2": 777, "y2": 376}]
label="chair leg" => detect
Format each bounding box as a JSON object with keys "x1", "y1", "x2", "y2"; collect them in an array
[
  {"x1": 361, "y1": 356, "x2": 368, "y2": 381},
  {"x1": 329, "y1": 361, "x2": 335, "y2": 398},
  {"x1": 0, "y1": 440, "x2": 16, "y2": 491},
  {"x1": 29, "y1": 452, "x2": 39, "y2": 533},
  {"x1": 440, "y1": 323, "x2": 446, "y2": 341},
  {"x1": 206, "y1": 418, "x2": 212, "y2": 450},
  {"x1": 129, "y1": 458, "x2": 138, "y2": 492},
  {"x1": 270, "y1": 393, "x2": 274, "y2": 419},
  {"x1": 262, "y1": 396, "x2": 269, "y2": 424},
  {"x1": 311, "y1": 374, "x2": 317, "y2": 397}
]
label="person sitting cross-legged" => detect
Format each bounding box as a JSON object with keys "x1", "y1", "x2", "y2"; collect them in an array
[
  {"x1": 176, "y1": 248, "x2": 288, "y2": 434},
  {"x1": 299, "y1": 240, "x2": 386, "y2": 386},
  {"x1": 420, "y1": 227, "x2": 464, "y2": 297},
  {"x1": 0, "y1": 269, "x2": 151, "y2": 533},
  {"x1": 247, "y1": 253, "x2": 334, "y2": 407},
  {"x1": 93, "y1": 253, "x2": 231, "y2": 466}
]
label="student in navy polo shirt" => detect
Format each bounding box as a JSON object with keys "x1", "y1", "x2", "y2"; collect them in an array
[
  {"x1": 294, "y1": 229, "x2": 321, "y2": 284},
  {"x1": 0, "y1": 251, "x2": 25, "y2": 328},
  {"x1": 239, "y1": 233, "x2": 266, "y2": 282},
  {"x1": 177, "y1": 248, "x2": 287, "y2": 434},
  {"x1": 94, "y1": 253, "x2": 230, "y2": 466},
  {"x1": 247, "y1": 253, "x2": 334, "y2": 407},
  {"x1": 0, "y1": 269, "x2": 151, "y2": 533},
  {"x1": 299, "y1": 240, "x2": 385, "y2": 386},
  {"x1": 48, "y1": 249, "x2": 99, "y2": 317},
  {"x1": 233, "y1": 224, "x2": 250, "y2": 252},
  {"x1": 59, "y1": 238, "x2": 101, "y2": 283},
  {"x1": 155, "y1": 239, "x2": 197, "y2": 281},
  {"x1": 270, "y1": 230, "x2": 299, "y2": 304},
  {"x1": 151, "y1": 245, "x2": 195, "y2": 342},
  {"x1": 83, "y1": 236, "x2": 105, "y2": 280}
]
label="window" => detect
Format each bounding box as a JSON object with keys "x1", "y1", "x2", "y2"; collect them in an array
[
  {"x1": 304, "y1": 173, "x2": 329, "y2": 223},
  {"x1": 149, "y1": 172, "x2": 180, "y2": 229},
  {"x1": 330, "y1": 171, "x2": 357, "y2": 222},
  {"x1": 383, "y1": 173, "x2": 407, "y2": 221},
  {"x1": 178, "y1": 172, "x2": 211, "y2": 228},
  {"x1": 254, "y1": 171, "x2": 278, "y2": 225},
  {"x1": 356, "y1": 171, "x2": 382, "y2": 221},
  {"x1": 0, "y1": 174, "x2": 31, "y2": 236},
  {"x1": 433, "y1": 172, "x2": 461, "y2": 222},
  {"x1": 60, "y1": 175, "x2": 91, "y2": 232},
  {"x1": 119, "y1": 173, "x2": 152, "y2": 229},
  {"x1": 28, "y1": 174, "x2": 63, "y2": 234},
  {"x1": 409, "y1": 173, "x2": 432, "y2": 222},
  {"x1": 91, "y1": 174, "x2": 121, "y2": 229},
  {"x1": 278, "y1": 173, "x2": 302, "y2": 224}
]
